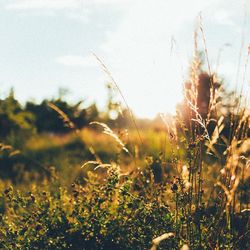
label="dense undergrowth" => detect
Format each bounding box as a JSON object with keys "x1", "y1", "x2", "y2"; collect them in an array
[
  {"x1": 0, "y1": 160, "x2": 248, "y2": 249},
  {"x1": 0, "y1": 166, "x2": 176, "y2": 249}
]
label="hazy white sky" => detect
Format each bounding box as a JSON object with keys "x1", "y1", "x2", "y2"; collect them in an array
[{"x1": 0, "y1": 0, "x2": 249, "y2": 118}]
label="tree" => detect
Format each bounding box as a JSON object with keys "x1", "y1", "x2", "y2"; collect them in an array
[{"x1": 0, "y1": 89, "x2": 35, "y2": 139}]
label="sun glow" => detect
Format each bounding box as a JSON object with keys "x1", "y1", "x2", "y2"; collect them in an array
[{"x1": 0, "y1": 0, "x2": 248, "y2": 119}]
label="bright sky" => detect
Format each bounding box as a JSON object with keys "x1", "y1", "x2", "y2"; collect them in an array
[{"x1": 0, "y1": 0, "x2": 249, "y2": 118}]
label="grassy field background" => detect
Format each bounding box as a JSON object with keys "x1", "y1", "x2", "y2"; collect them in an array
[{"x1": 0, "y1": 36, "x2": 249, "y2": 249}]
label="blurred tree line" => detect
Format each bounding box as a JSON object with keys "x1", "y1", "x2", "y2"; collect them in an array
[
  {"x1": 0, "y1": 89, "x2": 100, "y2": 180},
  {"x1": 0, "y1": 88, "x2": 99, "y2": 140},
  {"x1": 0, "y1": 84, "x2": 135, "y2": 180}
]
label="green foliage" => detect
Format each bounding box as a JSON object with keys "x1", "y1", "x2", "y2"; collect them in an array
[
  {"x1": 26, "y1": 99, "x2": 98, "y2": 134},
  {"x1": 0, "y1": 89, "x2": 99, "y2": 138},
  {"x1": 0, "y1": 89, "x2": 35, "y2": 141},
  {"x1": 0, "y1": 166, "x2": 176, "y2": 250},
  {"x1": 0, "y1": 161, "x2": 248, "y2": 249}
]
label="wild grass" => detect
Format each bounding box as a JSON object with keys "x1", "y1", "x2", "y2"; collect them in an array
[{"x1": 0, "y1": 21, "x2": 249, "y2": 249}]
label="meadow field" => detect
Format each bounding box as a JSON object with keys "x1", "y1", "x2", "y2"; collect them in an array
[
  {"x1": 0, "y1": 49, "x2": 249, "y2": 249},
  {"x1": 0, "y1": 8, "x2": 249, "y2": 249}
]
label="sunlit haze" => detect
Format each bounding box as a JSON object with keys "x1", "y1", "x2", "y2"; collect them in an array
[{"x1": 0, "y1": 0, "x2": 249, "y2": 118}]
